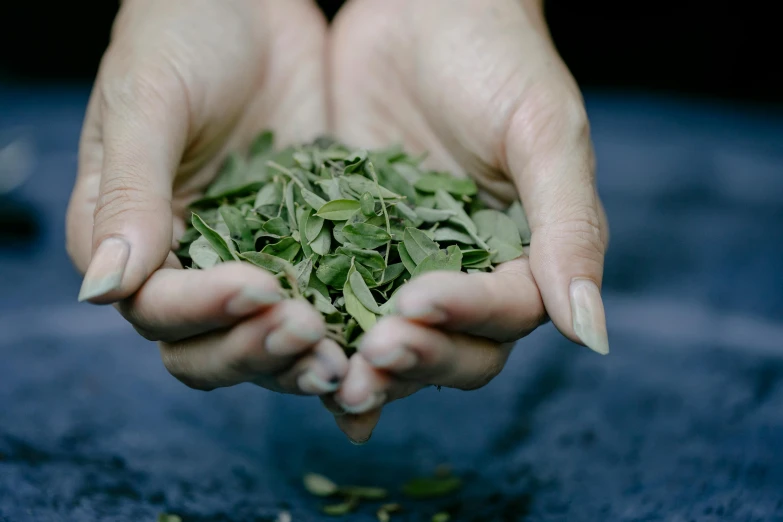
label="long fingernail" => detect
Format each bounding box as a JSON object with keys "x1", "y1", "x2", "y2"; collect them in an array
[
  {"x1": 569, "y1": 278, "x2": 609, "y2": 355},
  {"x1": 362, "y1": 346, "x2": 418, "y2": 370},
  {"x1": 336, "y1": 392, "x2": 386, "y2": 415},
  {"x1": 348, "y1": 433, "x2": 372, "y2": 446},
  {"x1": 265, "y1": 321, "x2": 322, "y2": 355},
  {"x1": 298, "y1": 370, "x2": 340, "y2": 394},
  {"x1": 226, "y1": 287, "x2": 282, "y2": 316},
  {"x1": 398, "y1": 303, "x2": 447, "y2": 324},
  {"x1": 77, "y1": 237, "x2": 130, "y2": 302}
]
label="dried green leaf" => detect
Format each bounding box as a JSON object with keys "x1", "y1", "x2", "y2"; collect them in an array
[
  {"x1": 304, "y1": 212, "x2": 325, "y2": 242},
  {"x1": 284, "y1": 180, "x2": 297, "y2": 230},
  {"x1": 507, "y1": 200, "x2": 532, "y2": 245},
  {"x1": 415, "y1": 172, "x2": 477, "y2": 196},
  {"x1": 339, "y1": 174, "x2": 403, "y2": 200},
  {"x1": 360, "y1": 192, "x2": 376, "y2": 216},
  {"x1": 157, "y1": 514, "x2": 182, "y2": 522},
  {"x1": 461, "y1": 248, "x2": 493, "y2": 268},
  {"x1": 472, "y1": 209, "x2": 521, "y2": 244},
  {"x1": 316, "y1": 199, "x2": 362, "y2": 220},
  {"x1": 189, "y1": 235, "x2": 220, "y2": 268},
  {"x1": 415, "y1": 207, "x2": 456, "y2": 222},
  {"x1": 403, "y1": 227, "x2": 440, "y2": 265},
  {"x1": 349, "y1": 268, "x2": 382, "y2": 314},
  {"x1": 433, "y1": 227, "x2": 475, "y2": 245},
  {"x1": 322, "y1": 496, "x2": 359, "y2": 516},
  {"x1": 294, "y1": 258, "x2": 314, "y2": 292},
  {"x1": 191, "y1": 213, "x2": 235, "y2": 262},
  {"x1": 316, "y1": 254, "x2": 352, "y2": 288},
  {"x1": 302, "y1": 473, "x2": 339, "y2": 497},
  {"x1": 260, "y1": 237, "x2": 301, "y2": 262},
  {"x1": 310, "y1": 224, "x2": 332, "y2": 256},
  {"x1": 411, "y1": 245, "x2": 462, "y2": 278},
  {"x1": 344, "y1": 263, "x2": 378, "y2": 332},
  {"x1": 434, "y1": 189, "x2": 478, "y2": 236},
  {"x1": 397, "y1": 242, "x2": 417, "y2": 274},
  {"x1": 336, "y1": 245, "x2": 386, "y2": 270},
  {"x1": 263, "y1": 216, "x2": 290, "y2": 237},
  {"x1": 339, "y1": 485, "x2": 387, "y2": 500},
  {"x1": 301, "y1": 188, "x2": 327, "y2": 210},
  {"x1": 239, "y1": 252, "x2": 295, "y2": 276},
  {"x1": 401, "y1": 476, "x2": 462, "y2": 499},
  {"x1": 487, "y1": 237, "x2": 524, "y2": 263},
  {"x1": 376, "y1": 262, "x2": 406, "y2": 285},
  {"x1": 342, "y1": 223, "x2": 391, "y2": 250}
]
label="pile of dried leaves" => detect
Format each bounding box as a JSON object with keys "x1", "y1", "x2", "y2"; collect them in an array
[{"x1": 177, "y1": 132, "x2": 531, "y2": 349}]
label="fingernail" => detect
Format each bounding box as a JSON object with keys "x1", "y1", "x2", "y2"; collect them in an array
[
  {"x1": 77, "y1": 237, "x2": 130, "y2": 302},
  {"x1": 569, "y1": 278, "x2": 609, "y2": 355},
  {"x1": 348, "y1": 433, "x2": 372, "y2": 446},
  {"x1": 265, "y1": 321, "x2": 322, "y2": 355},
  {"x1": 398, "y1": 304, "x2": 447, "y2": 324},
  {"x1": 336, "y1": 392, "x2": 386, "y2": 415},
  {"x1": 226, "y1": 287, "x2": 283, "y2": 316},
  {"x1": 298, "y1": 370, "x2": 341, "y2": 394},
  {"x1": 362, "y1": 345, "x2": 418, "y2": 370}
]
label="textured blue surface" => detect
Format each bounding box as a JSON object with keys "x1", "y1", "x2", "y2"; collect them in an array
[{"x1": 1, "y1": 85, "x2": 783, "y2": 521}]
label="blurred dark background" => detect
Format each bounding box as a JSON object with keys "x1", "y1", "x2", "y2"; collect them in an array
[{"x1": 0, "y1": 0, "x2": 780, "y2": 105}]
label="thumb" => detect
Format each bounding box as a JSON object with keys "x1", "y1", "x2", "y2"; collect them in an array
[
  {"x1": 505, "y1": 86, "x2": 609, "y2": 355},
  {"x1": 77, "y1": 67, "x2": 188, "y2": 304}
]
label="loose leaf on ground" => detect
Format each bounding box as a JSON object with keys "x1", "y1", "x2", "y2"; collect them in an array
[
  {"x1": 303, "y1": 473, "x2": 339, "y2": 497},
  {"x1": 401, "y1": 476, "x2": 462, "y2": 499}
]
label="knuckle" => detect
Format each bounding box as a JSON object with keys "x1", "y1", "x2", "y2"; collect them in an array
[
  {"x1": 99, "y1": 54, "x2": 181, "y2": 117},
  {"x1": 459, "y1": 352, "x2": 505, "y2": 391},
  {"x1": 544, "y1": 213, "x2": 606, "y2": 261},
  {"x1": 93, "y1": 176, "x2": 162, "y2": 224}
]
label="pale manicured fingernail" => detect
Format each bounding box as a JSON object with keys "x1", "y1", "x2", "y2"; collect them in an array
[
  {"x1": 569, "y1": 278, "x2": 609, "y2": 355},
  {"x1": 362, "y1": 346, "x2": 418, "y2": 370},
  {"x1": 265, "y1": 321, "x2": 322, "y2": 355},
  {"x1": 336, "y1": 392, "x2": 386, "y2": 415},
  {"x1": 398, "y1": 303, "x2": 447, "y2": 324},
  {"x1": 298, "y1": 370, "x2": 340, "y2": 394},
  {"x1": 225, "y1": 287, "x2": 282, "y2": 316},
  {"x1": 77, "y1": 237, "x2": 130, "y2": 302}
]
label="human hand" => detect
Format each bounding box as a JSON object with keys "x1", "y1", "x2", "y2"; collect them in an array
[
  {"x1": 324, "y1": 0, "x2": 609, "y2": 442},
  {"x1": 66, "y1": 0, "x2": 349, "y2": 395}
]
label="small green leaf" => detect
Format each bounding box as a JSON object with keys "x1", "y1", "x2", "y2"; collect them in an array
[
  {"x1": 157, "y1": 514, "x2": 182, "y2": 522},
  {"x1": 360, "y1": 192, "x2": 376, "y2": 216},
  {"x1": 433, "y1": 227, "x2": 475, "y2": 245},
  {"x1": 239, "y1": 251, "x2": 295, "y2": 276},
  {"x1": 507, "y1": 200, "x2": 532, "y2": 245},
  {"x1": 376, "y1": 263, "x2": 406, "y2": 285},
  {"x1": 403, "y1": 227, "x2": 440, "y2": 265},
  {"x1": 316, "y1": 199, "x2": 362, "y2": 220},
  {"x1": 285, "y1": 180, "x2": 297, "y2": 230},
  {"x1": 415, "y1": 207, "x2": 456, "y2": 222},
  {"x1": 472, "y1": 209, "x2": 521, "y2": 244},
  {"x1": 219, "y1": 205, "x2": 254, "y2": 251},
  {"x1": 415, "y1": 173, "x2": 477, "y2": 196},
  {"x1": 344, "y1": 267, "x2": 378, "y2": 332},
  {"x1": 310, "y1": 224, "x2": 332, "y2": 256},
  {"x1": 342, "y1": 223, "x2": 391, "y2": 249},
  {"x1": 316, "y1": 254, "x2": 352, "y2": 288},
  {"x1": 253, "y1": 179, "x2": 282, "y2": 211},
  {"x1": 349, "y1": 267, "x2": 382, "y2": 314},
  {"x1": 487, "y1": 237, "x2": 524, "y2": 263},
  {"x1": 302, "y1": 472, "x2": 338, "y2": 497},
  {"x1": 461, "y1": 248, "x2": 493, "y2": 268},
  {"x1": 322, "y1": 496, "x2": 359, "y2": 516},
  {"x1": 301, "y1": 188, "x2": 327, "y2": 210},
  {"x1": 336, "y1": 245, "x2": 386, "y2": 270},
  {"x1": 397, "y1": 242, "x2": 417, "y2": 274},
  {"x1": 189, "y1": 235, "x2": 220, "y2": 268},
  {"x1": 340, "y1": 174, "x2": 403, "y2": 200},
  {"x1": 412, "y1": 245, "x2": 463, "y2": 278},
  {"x1": 316, "y1": 178, "x2": 347, "y2": 201},
  {"x1": 338, "y1": 485, "x2": 388, "y2": 500},
  {"x1": 434, "y1": 189, "x2": 477, "y2": 235},
  {"x1": 304, "y1": 212, "x2": 325, "y2": 243},
  {"x1": 294, "y1": 258, "x2": 314, "y2": 293},
  {"x1": 401, "y1": 476, "x2": 462, "y2": 499},
  {"x1": 432, "y1": 513, "x2": 451, "y2": 522},
  {"x1": 394, "y1": 202, "x2": 421, "y2": 224},
  {"x1": 263, "y1": 216, "x2": 291, "y2": 237},
  {"x1": 261, "y1": 237, "x2": 301, "y2": 262},
  {"x1": 191, "y1": 213, "x2": 234, "y2": 262}
]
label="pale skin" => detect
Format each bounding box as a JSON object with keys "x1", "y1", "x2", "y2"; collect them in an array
[{"x1": 66, "y1": 0, "x2": 609, "y2": 444}]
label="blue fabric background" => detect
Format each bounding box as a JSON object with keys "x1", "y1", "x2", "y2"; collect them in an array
[{"x1": 1, "y1": 86, "x2": 782, "y2": 521}]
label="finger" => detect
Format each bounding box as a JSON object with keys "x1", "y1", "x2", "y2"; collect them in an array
[
  {"x1": 118, "y1": 261, "x2": 286, "y2": 343},
  {"x1": 505, "y1": 81, "x2": 610, "y2": 355},
  {"x1": 76, "y1": 58, "x2": 189, "y2": 304},
  {"x1": 392, "y1": 257, "x2": 546, "y2": 342},
  {"x1": 334, "y1": 409, "x2": 382, "y2": 446},
  {"x1": 358, "y1": 317, "x2": 511, "y2": 390},
  {"x1": 159, "y1": 299, "x2": 326, "y2": 391},
  {"x1": 276, "y1": 338, "x2": 350, "y2": 395}
]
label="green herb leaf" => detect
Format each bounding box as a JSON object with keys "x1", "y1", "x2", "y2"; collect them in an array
[
  {"x1": 189, "y1": 235, "x2": 220, "y2": 268},
  {"x1": 360, "y1": 192, "x2": 376, "y2": 216},
  {"x1": 301, "y1": 188, "x2": 328, "y2": 210},
  {"x1": 294, "y1": 258, "x2": 314, "y2": 293},
  {"x1": 433, "y1": 227, "x2": 475, "y2": 245},
  {"x1": 239, "y1": 251, "x2": 295, "y2": 275},
  {"x1": 401, "y1": 476, "x2": 462, "y2": 499},
  {"x1": 263, "y1": 216, "x2": 291, "y2": 237},
  {"x1": 260, "y1": 237, "x2": 301, "y2": 262},
  {"x1": 336, "y1": 245, "x2": 386, "y2": 270},
  {"x1": 344, "y1": 263, "x2": 378, "y2": 332},
  {"x1": 397, "y1": 242, "x2": 417, "y2": 274},
  {"x1": 316, "y1": 254, "x2": 352, "y2": 288},
  {"x1": 472, "y1": 209, "x2": 521, "y2": 244},
  {"x1": 157, "y1": 514, "x2": 182, "y2": 522},
  {"x1": 415, "y1": 172, "x2": 477, "y2": 196},
  {"x1": 316, "y1": 199, "x2": 362, "y2": 220},
  {"x1": 322, "y1": 496, "x2": 359, "y2": 516},
  {"x1": 411, "y1": 245, "x2": 463, "y2": 278},
  {"x1": 310, "y1": 224, "x2": 332, "y2": 256},
  {"x1": 302, "y1": 473, "x2": 338, "y2": 497},
  {"x1": 507, "y1": 200, "x2": 532, "y2": 245},
  {"x1": 487, "y1": 237, "x2": 524, "y2": 263},
  {"x1": 349, "y1": 267, "x2": 382, "y2": 314},
  {"x1": 191, "y1": 213, "x2": 235, "y2": 262},
  {"x1": 342, "y1": 223, "x2": 391, "y2": 249},
  {"x1": 403, "y1": 227, "x2": 440, "y2": 265}
]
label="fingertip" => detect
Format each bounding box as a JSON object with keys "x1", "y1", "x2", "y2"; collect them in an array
[{"x1": 77, "y1": 236, "x2": 131, "y2": 303}]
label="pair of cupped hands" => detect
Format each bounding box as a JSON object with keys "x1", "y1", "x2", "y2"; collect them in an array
[{"x1": 66, "y1": 0, "x2": 609, "y2": 444}]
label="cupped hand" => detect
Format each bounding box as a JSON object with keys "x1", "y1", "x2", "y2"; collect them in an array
[
  {"x1": 325, "y1": 0, "x2": 610, "y2": 442},
  {"x1": 66, "y1": 0, "x2": 348, "y2": 395}
]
